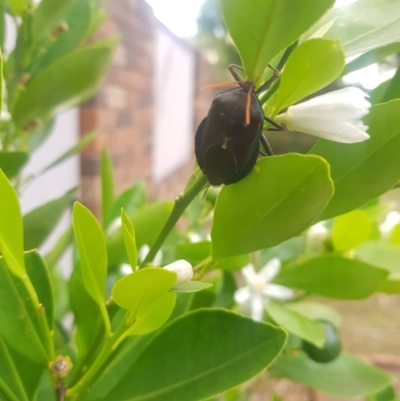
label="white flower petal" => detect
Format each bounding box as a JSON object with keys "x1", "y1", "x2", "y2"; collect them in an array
[
  {"x1": 250, "y1": 293, "x2": 264, "y2": 321},
  {"x1": 259, "y1": 258, "x2": 281, "y2": 282},
  {"x1": 234, "y1": 286, "x2": 251, "y2": 304},
  {"x1": 264, "y1": 284, "x2": 294, "y2": 300},
  {"x1": 163, "y1": 260, "x2": 193, "y2": 285},
  {"x1": 283, "y1": 87, "x2": 371, "y2": 144},
  {"x1": 153, "y1": 250, "x2": 163, "y2": 266},
  {"x1": 138, "y1": 244, "x2": 150, "y2": 262},
  {"x1": 241, "y1": 264, "x2": 257, "y2": 284}
]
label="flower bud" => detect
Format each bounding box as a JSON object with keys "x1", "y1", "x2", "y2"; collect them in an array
[{"x1": 163, "y1": 260, "x2": 193, "y2": 285}]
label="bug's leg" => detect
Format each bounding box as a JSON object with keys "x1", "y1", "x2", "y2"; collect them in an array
[
  {"x1": 264, "y1": 115, "x2": 283, "y2": 130},
  {"x1": 228, "y1": 64, "x2": 245, "y2": 83},
  {"x1": 260, "y1": 134, "x2": 274, "y2": 156}
]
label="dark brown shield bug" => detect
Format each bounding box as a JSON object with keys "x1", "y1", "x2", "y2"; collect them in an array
[{"x1": 195, "y1": 65, "x2": 279, "y2": 186}]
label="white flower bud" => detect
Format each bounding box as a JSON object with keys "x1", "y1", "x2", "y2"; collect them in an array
[
  {"x1": 163, "y1": 260, "x2": 193, "y2": 285},
  {"x1": 279, "y1": 87, "x2": 371, "y2": 144}
]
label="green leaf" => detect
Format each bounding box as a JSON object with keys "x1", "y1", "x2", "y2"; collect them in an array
[
  {"x1": 0, "y1": 337, "x2": 29, "y2": 401},
  {"x1": 171, "y1": 281, "x2": 213, "y2": 293},
  {"x1": 0, "y1": 169, "x2": 25, "y2": 278},
  {"x1": 13, "y1": 40, "x2": 116, "y2": 128},
  {"x1": 23, "y1": 188, "x2": 76, "y2": 250},
  {"x1": 266, "y1": 302, "x2": 325, "y2": 347},
  {"x1": 0, "y1": 49, "x2": 2, "y2": 110},
  {"x1": 211, "y1": 154, "x2": 333, "y2": 260},
  {"x1": 379, "y1": 67, "x2": 400, "y2": 104},
  {"x1": 367, "y1": 386, "x2": 397, "y2": 401},
  {"x1": 6, "y1": 0, "x2": 27, "y2": 15},
  {"x1": 332, "y1": 210, "x2": 372, "y2": 251},
  {"x1": 101, "y1": 148, "x2": 114, "y2": 228},
  {"x1": 275, "y1": 38, "x2": 345, "y2": 111},
  {"x1": 0, "y1": 257, "x2": 48, "y2": 365},
  {"x1": 311, "y1": 100, "x2": 400, "y2": 220},
  {"x1": 126, "y1": 292, "x2": 176, "y2": 336},
  {"x1": 272, "y1": 352, "x2": 395, "y2": 398},
  {"x1": 356, "y1": 241, "x2": 400, "y2": 280},
  {"x1": 0, "y1": 152, "x2": 28, "y2": 179},
  {"x1": 32, "y1": 0, "x2": 76, "y2": 43},
  {"x1": 121, "y1": 208, "x2": 137, "y2": 270},
  {"x1": 107, "y1": 202, "x2": 173, "y2": 266},
  {"x1": 69, "y1": 263, "x2": 104, "y2": 360},
  {"x1": 343, "y1": 42, "x2": 400, "y2": 76},
  {"x1": 275, "y1": 255, "x2": 388, "y2": 299},
  {"x1": 220, "y1": 0, "x2": 335, "y2": 80},
  {"x1": 38, "y1": 130, "x2": 98, "y2": 176},
  {"x1": 106, "y1": 181, "x2": 146, "y2": 228},
  {"x1": 73, "y1": 202, "x2": 110, "y2": 332},
  {"x1": 44, "y1": 225, "x2": 73, "y2": 268},
  {"x1": 112, "y1": 267, "x2": 176, "y2": 314},
  {"x1": 302, "y1": 0, "x2": 400, "y2": 57},
  {"x1": 89, "y1": 309, "x2": 287, "y2": 401},
  {"x1": 285, "y1": 301, "x2": 341, "y2": 327},
  {"x1": 25, "y1": 251, "x2": 54, "y2": 330}
]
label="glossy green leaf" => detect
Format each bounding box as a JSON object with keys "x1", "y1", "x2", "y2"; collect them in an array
[
  {"x1": 171, "y1": 281, "x2": 213, "y2": 293},
  {"x1": 275, "y1": 255, "x2": 388, "y2": 299},
  {"x1": 73, "y1": 202, "x2": 110, "y2": 333},
  {"x1": 25, "y1": 251, "x2": 54, "y2": 330},
  {"x1": 101, "y1": 148, "x2": 114, "y2": 228},
  {"x1": 23, "y1": 188, "x2": 76, "y2": 250},
  {"x1": 220, "y1": 0, "x2": 335, "y2": 80},
  {"x1": 275, "y1": 39, "x2": 345, "y2": 111},
  {"x1": 367, "y1": 385, "x2": 397, "y2": 401},
  {"x1": 266, "y1": 302, "x2": 325, "y2": 347},
  {"x1": 0, "y1": 169, "x2": 25, "y2": 278},
  {"x1": 272, "y1": 352, "x2": 395, "y2": 398},
  {"x1": 311, "y1": 100, "x2": 400, "y2": 220},
  {"x1": 32, "y1": 0, "x2": 75, "y2": 43},
  {"x1": 38, "y1": 130, "x2": 98, "y2": 176},
  {"x1": 13, "y1": 39, "x2": 116, "y2": 128},
  {"x1": 303, "y1": 0, "x2": 400, "y2": 57},
  {"x1": 106, "y1": 181, "x2": 146, "y2": 228},
  {"x1": 90, "y1": 309, "x2": 287, "y2": 401},
  {"x1": 286, "y1": 301, "x2": 341, "y2": 327},
  {"x1": 112, "y1": 268, "x2": 176, "y2": 315},
  {"x1": 121, "y1": 208, "x2": 137, "y2": 270},
  {"x1": 126, "y1": 292, "x2": 176, "y2": 336},
  {"x1": 0, "y1": 257, "x2": 48, "y2": 365},
  {"x1": 0, "y1": 152, "x2": 28, "y2": 179},
  {"x1": 212, "y1": 154, "x2": 333, "y2": 260},
  {"x1": 356, "y1": 241, "x2": 400, "y2": 280},
  {"x1": 107, "y1": 202, "x2": 173, "y2": 266},
  {"x1": 332, "y1": 210, "x2": 372, "y2": 251}
]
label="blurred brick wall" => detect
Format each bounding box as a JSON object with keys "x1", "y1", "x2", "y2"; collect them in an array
[{"x1": 80, "y1": 0, "x2": 213, "y2": 215}]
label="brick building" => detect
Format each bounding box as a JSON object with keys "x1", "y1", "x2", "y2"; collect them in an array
[{"x1": 79, "y1": 0, "x2": 214, "y2": 215}]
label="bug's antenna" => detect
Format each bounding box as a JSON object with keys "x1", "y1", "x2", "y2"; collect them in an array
[{"x1": 245, "y1": 83, "x2": 255, "y2": 125}]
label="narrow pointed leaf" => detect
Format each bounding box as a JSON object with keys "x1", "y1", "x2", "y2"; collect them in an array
[
  {"x1": 121, "y1": 208, "x2": 137, "y2": 270},
  {"x1": 0, "y1": 152, "x2": 28, "y2": 179}
]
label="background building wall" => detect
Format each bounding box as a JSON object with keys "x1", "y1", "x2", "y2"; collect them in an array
[{"x1": 80, "y1": 0, "x2": 214, "y2": 215}]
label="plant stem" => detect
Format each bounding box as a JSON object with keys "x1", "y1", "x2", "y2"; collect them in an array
[{"x1": 140, "y1": 174, "x2": 208, "y2": 268}]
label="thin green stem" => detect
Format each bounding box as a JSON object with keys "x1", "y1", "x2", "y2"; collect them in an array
[
  {"x1": 140, "y1": 174, "x2": 208, "y2": 268},
  {"x1": 260, "y1": 134, "x2": 274, "y2": 156},
  {"x1": 259, "y1": 77, "x2": 280, "y2": 106}
]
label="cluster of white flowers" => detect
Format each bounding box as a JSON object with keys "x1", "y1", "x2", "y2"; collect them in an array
[{"x1": 278, "y1": 87, "x2": 371, "y2": 144}]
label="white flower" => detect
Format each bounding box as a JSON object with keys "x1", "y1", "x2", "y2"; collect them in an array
[
  {"x1": 163, "y1": 260, "x2": 193, "y2": 285},
  {"x1": 234, "y1": 258, "x2": 294, "y2": 321},
  {"x1": 278, "y1": 87, "x2": 371, "y2": 144},
  {"x1": 380, "y1": 211, "x2": 400, "y2": 236},
  {"x1": 307, "y1": 222, "x2": 329, "y2": 244}
]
